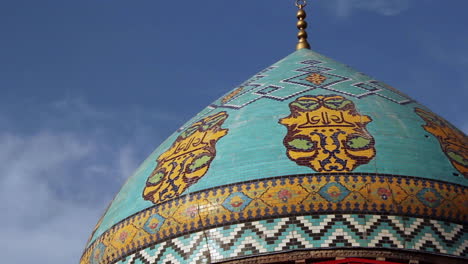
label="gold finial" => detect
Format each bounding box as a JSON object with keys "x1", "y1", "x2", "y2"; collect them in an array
[{"x1": 295, "y1": 0, "x2": 311, "y2": 50}]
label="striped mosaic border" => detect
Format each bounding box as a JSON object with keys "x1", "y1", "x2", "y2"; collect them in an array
[
  {"x1": 112, "y1": 215, "x2": 467, "y2": 264},
  {"x1": 81, "y1": 173, "x2": 468, "y2": 264}
]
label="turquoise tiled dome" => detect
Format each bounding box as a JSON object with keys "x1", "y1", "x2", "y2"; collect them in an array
[{"x1": 81, "y1": 49, "x2": 468, "y2": 264}]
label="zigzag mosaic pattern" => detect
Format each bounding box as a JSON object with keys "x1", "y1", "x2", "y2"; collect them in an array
[
  {"x1": 80, "y1": 174, "x2": 468, "y2": 264},
  {"x1": 112, "y1": 215, "x2": 467, "y2": 264}
]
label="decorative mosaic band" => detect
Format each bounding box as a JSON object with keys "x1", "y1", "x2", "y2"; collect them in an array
[
  {"x1": 81, "y1": 174, "x2": 468, "y2": 264},
  {"x1": 110, "y1": 215, "x2": 467, "y2": 264}
]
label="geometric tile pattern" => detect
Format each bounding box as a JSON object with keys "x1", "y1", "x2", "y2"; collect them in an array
[
  {"x1": 209, "y1": 60, "x2": 351, "y2": 110},
  {"x1": 80, "y1": 174, "x2": 468, "y2": 264},
  {"x1": 176, "y1": 66, "x2": 277, "y2": 131},
  {"x1": 178, "y1": 66, "x2": 278, "y2": 131},
  {"x1": 112, "y1": 215, "x2": 467, "y2": 264},
  {"x1": 213, "y1": 60, "x2": 413, "y2": 110},
  {"x1": 283, "y1": 62, "x2": 412, "y2": 104},
  {"x1": 222, "y1": 192, "x2": 253, "y2": 213},
  {"x1": 179, "y1": 59, "x2": 414, "y2": 132},
  {"x1": 143, "y1": 214, "x2": 166, "y2": 234},
  {"x1": 353, "y1": 80, "x2": 413, "y2": 104},
  {"x1": 318, "y1": 182, "x2": 351, "y2": 202},
  {"x1": 282, "y1": 60, "x2": 349, "y2": 94},
  {"x1": 213, "y1": 66, "x2": 280, "y2": 109},
  {"x1": 81, "y1": 48, "x2": 468, "y2": 264}
]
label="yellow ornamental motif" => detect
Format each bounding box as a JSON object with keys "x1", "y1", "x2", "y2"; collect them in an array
[
  {"x1": 143, "y1": 112, "x2": 229, "y2": 204},
  {"x1": 279, "y1": 95, "x2": 376, "y2": 172},
  {"x1": 415, "y1": 108, "x2": 468, "y2": 178},
  {"x1": 305, "y1": 73, "x2": 327, "y2": 85},
  {"x1": 221, "y1": 86, "x2": 244, "y2": 104}
]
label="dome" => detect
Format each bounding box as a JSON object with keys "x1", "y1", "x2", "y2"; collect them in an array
[{"x1": 80, "y1": 48, "x2": 468, "y2": 264}]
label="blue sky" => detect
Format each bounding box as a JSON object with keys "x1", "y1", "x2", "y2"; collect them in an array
[{"x1": 0, "y1": 0, "x2": 467, "y2": 263}]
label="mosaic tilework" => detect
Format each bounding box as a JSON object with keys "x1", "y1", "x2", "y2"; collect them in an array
[
  {"x1": 108, "y1": 215, "x2": 467, "y2": 264},
  {"x1": 198, "y1": 59, "x2": 412, "y2": 115},
  {"x1": 80, "y1": 174, "x2": 468, "y2": 264},
  {"x1": 415, "y1": 108, "x2": 468, "y2": 178},
  {"x1": 213, "y1": 66, "x2": 278, "y2": 109},
  {"x1": 84, "y1": 49, "x2": 468, "y2": 257},
  {"x1": 177, "y1": 66, "x2": 278, "y2": 131},
  {"x1": 282, "y1": 60, "x2": 413, "y2": 104},
  {"x1": 178, "y1": 54, "x2": 414, "y2": 132},
  {"x1": 280, "y1": 95, "x2": 376, "y2": 172},
  {"x1": 143, "y1": 112, "x2": 229, "y2": 205},
  {"x1": 352, "y1": 81, "x2": 413, "y2": 104}
]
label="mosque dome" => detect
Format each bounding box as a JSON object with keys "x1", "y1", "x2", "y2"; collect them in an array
[{"x1": 80, "y1": 6, "x2": 467, "y2": 264}]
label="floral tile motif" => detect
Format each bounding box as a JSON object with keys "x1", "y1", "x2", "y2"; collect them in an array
[
  {"x1": 143, "y1": 213, "x2": 166, "y2": 234},
  {"x1": 318, "y1": 182, "x2": 351, "y2": 203},
  {"x1": 222, "y1": 192, "x2": 252, "y2": 212},
  {"x1": 417, "y1": 188, "x2": 443, "y2": 208},
  {"x1": 89, "y1": 243, "x2": 106, "y2": 264},
  {"x1": 110, "y1": 224, "x2": 138, "y2": 250},
  {"x1": 260, "y1": 183, "x2": 308, "y2": 207}
]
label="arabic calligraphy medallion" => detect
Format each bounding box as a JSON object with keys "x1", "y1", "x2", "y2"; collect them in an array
[
  {"x1": 143, "y1": 112, "x2": 229, "y2": 204},
  {"x1": 415, "y1": 108, "x2": 468, "y2": 178},
  {"x1": 279, "y1": 95, "x2": 376, "y2": 172}
]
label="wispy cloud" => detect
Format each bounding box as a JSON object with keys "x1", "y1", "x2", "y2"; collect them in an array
[
  {"x1": 0, "y1": 97, "x2": 168, "y2": 263},
  {"x1": 0, "y1": 129, "x2": 152, "y2": 263},
  {"x1": 324, "y1": 0, "x2": 411, "y2": 18},
  {"x1": 0, "y1": 132, "x2": 105, "y2": 263},
  {"x1": 117, "y1": 144, "x2": 139, "y2": 180}
]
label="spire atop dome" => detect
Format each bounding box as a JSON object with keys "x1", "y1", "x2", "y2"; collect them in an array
[{"x1": 295, "y1": 0, "x2": 311, "y2": 50}]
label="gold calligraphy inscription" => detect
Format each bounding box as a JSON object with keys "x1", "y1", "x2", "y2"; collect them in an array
[
  {"x1": 279, "y1": 95, "x2": 375, "y2": 172},
  {"x1": 143, "y1": 112, "x2": 229, "y2": 204},
  {"x1": 415, "y1": 108, "x2": 468, "y2": 178}
]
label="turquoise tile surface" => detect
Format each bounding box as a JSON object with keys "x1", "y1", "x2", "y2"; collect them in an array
[{"x1": 86, "y1": 48, "x2": 467, "y2": 256}]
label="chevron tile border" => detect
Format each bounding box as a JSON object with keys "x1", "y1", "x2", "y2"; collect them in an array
[
  {"x1": 81, "y1": 174, "x2": 468, "y2": 264},
  {"x1": 110, "y1": 214, "x2": 467, "y2": 264}
]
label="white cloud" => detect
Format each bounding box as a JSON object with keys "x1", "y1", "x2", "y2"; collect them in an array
[
  {"x1": 325, "y1": 0, "x2": 411, "y2": 18},
  {"x1": 0, "y1": 129, "x2": 144, "y2": 263},
  {"x1": 117, "y1": 144, "x2": 139, "y2": 180},
  {"x1": 0, "y1": 132, "x2": 106, "y2": 262},
  {"x1": 0, "y1": 92, "x2": 174, "y2": 263},
  {"x1": 51, "y1": 97, "x2": 109, "y2": 120}
]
